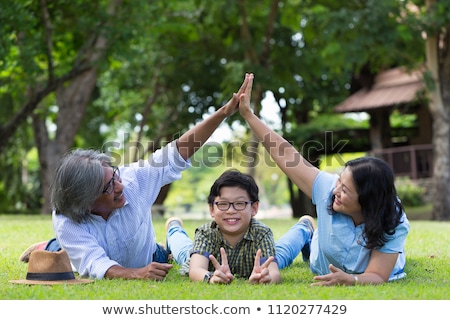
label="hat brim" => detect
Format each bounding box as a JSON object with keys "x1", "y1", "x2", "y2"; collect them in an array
[{"x1": 9, "y1": 278, "x2": 94, "y2": 285}]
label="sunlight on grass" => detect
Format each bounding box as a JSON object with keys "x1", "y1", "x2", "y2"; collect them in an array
[{"x1": 0, "y1": 214, "x2": 449, "y2": 300}]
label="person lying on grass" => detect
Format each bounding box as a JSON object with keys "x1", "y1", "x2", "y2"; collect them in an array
[
  {"x1": 238, "y1": 73, "x2": 410, "y2": 286},
  {"x1": 18, "y1": 74, "x2": 253, "y2": 281},
  {"x1": 166, "y1": 169, "x2": 281, "y2": 284}
]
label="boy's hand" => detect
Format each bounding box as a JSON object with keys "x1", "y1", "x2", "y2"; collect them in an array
[
  {"x1": 249, "y1": 249, "x2": 273, "y2": 284},
  {"x1": 209, "y1": 247, "x2": 234, "y2": 284}
]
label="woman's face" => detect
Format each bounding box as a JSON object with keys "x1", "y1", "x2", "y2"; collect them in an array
[{"x1": 332, "y1": 167, "x2": 362, "y2": 216}]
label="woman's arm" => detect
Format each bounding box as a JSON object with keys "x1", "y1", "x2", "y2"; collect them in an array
[
  {"x1": 311, "y1": 250, "x2": 398, "y2": 286},
  {"x1": 238, "y1": 73, "x2": 319, "y2": 198},
  {"x1": 357, "y1": 250, "x2": 399, "y2": 284}
]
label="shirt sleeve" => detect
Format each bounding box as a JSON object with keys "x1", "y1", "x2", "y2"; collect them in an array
[
  {"x1": 190, "y1": 222, "x2": 221, "y2": 259},
  {"x1": 123, "y1": 141, "x2": 191, "y2": 201},
  {"x1": 379, "y1": 212, "x2": 410, "y2": 254},
  {"x1": 52, "y1": 212, "x2": 119, "y2": 279},
  {"x1": 311, "y1": 171, "x2": 338, "y2": 206}
]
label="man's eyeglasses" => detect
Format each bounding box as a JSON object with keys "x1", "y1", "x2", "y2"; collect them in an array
[
  {"x1": 213, "y1": 201, "x2": 253, "y2": 211},
  {"x1": 103, "y1": 166, "x2": 120, "y2": 194}
]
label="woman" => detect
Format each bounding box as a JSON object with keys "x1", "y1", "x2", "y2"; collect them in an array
[{"x1": 239, "y1": 73, "x2": 410, "y2": 286}]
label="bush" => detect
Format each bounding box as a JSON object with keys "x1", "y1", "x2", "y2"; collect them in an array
[{"x1": 395, "y1": 178, "x2": 425, "y2": 207}]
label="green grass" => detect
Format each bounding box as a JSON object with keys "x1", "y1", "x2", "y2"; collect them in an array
[
  {"x1": 403, "y1": 203, "x2": 433, "y2": 220},
  {"x1": 0, "y1": 214, "x2": 449, "y2": 300}
]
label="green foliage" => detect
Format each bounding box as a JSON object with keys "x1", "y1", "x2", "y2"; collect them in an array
[
  {"x1": 166, "y1": 143, "x2": 290, "y2": 210},
  {"x1": 0, "y1": 0, "x2": 442, "y2": 215},
  {"x1": 390, "y1": 109, "x2": 417, "y2": 128},
  {"x1": 395, "y1": 177, "x2": 426, "y2": 207},
  {"x1": 0, "y1": 135, "x2": 42, "y2": 212},
  {"x1": 302, "y1": 0, "x2": 425, "y2": 73},
  {"x1": 288, "y1": 113, "x2": 369, "y2": 139},
  {"x1": 319, "y1": 152, "x2": 367, "y2": 173},
  {"x1": 0, "y1": 215, "x2": 448, "y2": 300}
]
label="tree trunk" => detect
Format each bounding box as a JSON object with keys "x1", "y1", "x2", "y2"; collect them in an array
[
  {"x1": 369, "y1": 109, "x2": 392, "y2": 150},
  {"x1": 436, "y1": 55, "x2": 450, "y2": 221},
  {"x1": 288, "y1": 179, "x2": 316, "y2": 219},
  {"x1": 424, "y1": 5, "x2": 450, "y2": 220},
  {"x1": 33, "y1": 0, "x2": 123, "y2": 214},
  {"x1": 34, "y1": 69, "x2": 99, "y2": 214},
  {"x1": 32, "y1": 112, "x2": 60, "y2": 214}
]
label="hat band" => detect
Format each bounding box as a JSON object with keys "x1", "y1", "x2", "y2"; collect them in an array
[{"x1": 26, "y1": 271, "x2": 76, "y2": 281}]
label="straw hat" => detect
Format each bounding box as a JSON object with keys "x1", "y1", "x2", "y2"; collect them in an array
[{"x1": 9, "y1": 250, "x2": 93, "y2": 285}]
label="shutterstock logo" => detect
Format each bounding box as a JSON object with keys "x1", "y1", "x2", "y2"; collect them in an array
[{"x1": 101, "y1": 131, "x2": 349, "y2": 168}]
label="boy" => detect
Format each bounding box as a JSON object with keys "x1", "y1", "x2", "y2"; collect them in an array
[{"x1": 166, "y1": 169, "x2": 281, "y2": 284}]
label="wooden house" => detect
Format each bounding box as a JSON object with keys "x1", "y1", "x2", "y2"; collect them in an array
[{"x1": 333, "y1": 67, "x2": 432, "y2": 179}]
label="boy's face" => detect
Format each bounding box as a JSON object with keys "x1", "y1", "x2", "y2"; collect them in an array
[{"x1": 209, "y1": 186, "x2": 258, "y2": 241}]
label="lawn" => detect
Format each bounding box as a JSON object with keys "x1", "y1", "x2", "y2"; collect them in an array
[{"x1": 0, "y1": 214, "x2": 449, "y2": 300}]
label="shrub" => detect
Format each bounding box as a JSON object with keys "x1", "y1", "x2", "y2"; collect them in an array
[{"x1": 395, "y1": 178, "x2": 425, "y2": 207}]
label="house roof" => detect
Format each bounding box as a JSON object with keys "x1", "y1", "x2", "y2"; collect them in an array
[{"x1": 334, "y1": 67, "x2": 426, "y2": 113}]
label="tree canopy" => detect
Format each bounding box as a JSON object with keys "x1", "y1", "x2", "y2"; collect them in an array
[{"x1": 1, "y1": 0, "x2": 449, "y2": 220}]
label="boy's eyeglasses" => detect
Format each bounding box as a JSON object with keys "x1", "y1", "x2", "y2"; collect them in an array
[{"x1": 213, "y1": 201, "x2": 253, "y2": 211}]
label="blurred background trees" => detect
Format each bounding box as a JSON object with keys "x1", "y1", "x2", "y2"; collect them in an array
[{"x1": 1, "y1": 0, "x2": 448, "y2": 220}]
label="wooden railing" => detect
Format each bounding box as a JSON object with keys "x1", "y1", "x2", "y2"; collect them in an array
[{"x1": 369, "y1": 144, "x2": 433, "y2": 180}]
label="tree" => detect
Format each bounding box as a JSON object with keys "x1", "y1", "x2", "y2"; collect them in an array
[
  {"x1": 0, "y1": 0, "x2": 99, "y2": 211},
  {"x1": 422, "y1": 0, "x2": 450, "y2": 220},
  {"x1": 1, "y1": 0, "x2": 216, "y2": 212},
  {"x1": 2, "y1": 0, "x2": 448, "y2": 220},
  {"x1": 282, "y1": 0, "x2": 450, "y2": 220},
  {"x1": 34, "y1": 0, "x2": 126, "y2": 213}
]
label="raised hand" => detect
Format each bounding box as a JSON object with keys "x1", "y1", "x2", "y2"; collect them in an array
[
  {"x1": 208, "y1": 247, "x2": 234, "y2": 284},
  {"x1": 222, "y1": 73, "x2": 252, "y2": 117},
  {"x1": 248, "y1": 249, "x2": 274, "y2": 284},
  {"x1": 238, "y1": 73, "x2": 254, "y2": 118}
]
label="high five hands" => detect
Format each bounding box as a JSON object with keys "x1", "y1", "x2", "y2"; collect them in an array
[
  {"x1": 221, "y1": 73, "x2": 254, "y2": 117},
  {"x1": 209, "y1": 247, "x2": 274, "y2": 284}
]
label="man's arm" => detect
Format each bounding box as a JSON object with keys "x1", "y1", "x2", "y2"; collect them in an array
[{"x1": 105, "y1": 263, "x2": 173, "y2": 280}]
